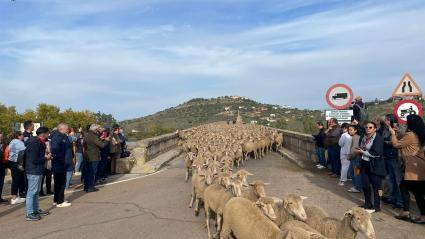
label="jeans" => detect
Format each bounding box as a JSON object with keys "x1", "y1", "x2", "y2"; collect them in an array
[
  {"x1": 26, "y1": 174, "x2": 43, "y2": 215},
  {"x1": 361, "y1": 161, "x2": 383, "y2": 210},
  {"x1": 75, "y1": 153, "x2": 83, "y2": 172},
  {"x1": 316, "y1": 147, "x2": 326, "y2": 166},
  {"x1": 53, "y1": 172, "x2": 66, "y2": 204},
  {"x1": 340, "y1": 156, "x2": 350, "y2": 182},
  {"x1": 8, "y1": 161, "x2": 26, "y2": 197},
  {"x1": 84, "y1": 161, "x2": 99, "y2": 191},
  {"x1": 401, "y1": 180, "x2": 425, "y2": 216},
  {"x1": 65, "y1": 171, "x2": 73, "y2": 189},
  {"x1": 40, "y1": 168, "x2": 52, "y2": 194},
  {"x1": 0, "y1": 163, "x2": 6, "y2": 199},
  {"x1": 96, "y1": 157, "x2": 108, "y2": 181},
  {"x1": 349, "y1": 156, "x2": 362, "y2": 191},
  {"x1": 328, "y1": 145, "x2": 341, "y2": 175},
  {"x1": 386, "y1": 157, "x2": 404, "y2": 207}
]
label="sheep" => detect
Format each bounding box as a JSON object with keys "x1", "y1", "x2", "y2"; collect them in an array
[
  {"x1": 270, "y1": 194, "x2": 308, "y2": 228},
  {"x1": 243, "y1": 140, "x2": 258, "y2": 160},
  {"x1": 274, "y1": 132, "x2": 284, "y2": 151},
  {"x1": 241, "y1": 180, "x2": 269, "y2": 202},
  {"x1": 204, "y1": 183, "x2": 235, "y2": 239},
  {"x1": 189, "y1": 167, "x2": 215, "y2": 216},
  {"x1": 235, "y1": 169, "x2": 253, "y2": 186},
  {"x1": 220, "y1": 197, "x2": 293, "y2": 239},
  {"x1": 184, "y1": 152, "x2": 195, "y2": 182},
  {"x1": 288, "y1": 206, "x2": 376, "y2": 239}
]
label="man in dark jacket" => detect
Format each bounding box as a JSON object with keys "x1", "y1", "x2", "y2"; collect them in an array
[
  {"x1": 84, "y1": 124, "x2": 107, "y2": 192},
  {"x1": 325, "y1": 118, "x2": 342, "y2": 176},
  {"x1": 23, "y1": 120, "x2": 34, "y2": 146},
  {"x1": 51, "y1": 123, "x2": 72, "y2": 208},
  {"x1": 312, "y1": 122, "x2": 326, "y2": 169},
  {"x1": 25, "y1": 127, "x2": 51, "y2": 221},
  {"x1": 352, "y1": 96, "x2": 368, "y2": 123}
]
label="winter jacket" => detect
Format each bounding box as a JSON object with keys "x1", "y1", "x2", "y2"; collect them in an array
[
  {"x1": 8, "y1": 139, "x2": 26, "y2": 163},
  {"x1": 313, "y1": 128, "x2": 326, "y2": 148},
  {"x1": 361, "y1": 133, "x2": 386, "y2": 176},
  {"x1": 25, "y1": 137, "x2": 46, "y2": 175},
  {"x1": 84, "y1": 131, "x2": 106, "y2": 162},
  {"x1": 51, "y1": 131, "x2": 74, "y2": 173}
]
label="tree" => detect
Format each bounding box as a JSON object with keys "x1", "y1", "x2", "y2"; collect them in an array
[{"x1": 94, "y1": 111, "x2": 117, "y2": 127}]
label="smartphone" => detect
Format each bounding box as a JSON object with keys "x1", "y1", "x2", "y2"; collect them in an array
[{"x1": 101, "y1": 132, "x2": 107, "y2": 140}]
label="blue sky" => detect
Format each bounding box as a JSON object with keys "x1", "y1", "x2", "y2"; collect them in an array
[{"x1": 0, "y1": 0, "x2": 424, "y2": 120}]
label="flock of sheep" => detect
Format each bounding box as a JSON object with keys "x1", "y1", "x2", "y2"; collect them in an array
[{"x1": 178, "y1": 122, "x2": 377, "y2": 239}]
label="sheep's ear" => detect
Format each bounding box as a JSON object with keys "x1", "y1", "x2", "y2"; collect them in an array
[
  {"x1": 247, "y1": 172, "x2": 254, "y2": 176},
  {"x1": 264, "y1": 182, "x2": 271, "y2": 186},
  {"x1": 249, "y1": 182, "x2": 255, "y2": 186},
  {"x1": 255, "y1": 201, "x2": 262, "y2": 207},
  {"x1": 300, "y1": 196, "x2": 308, "y2": 200},
  {"x1": 344, "y1": 209, "x2": 354, "y2": 217}
]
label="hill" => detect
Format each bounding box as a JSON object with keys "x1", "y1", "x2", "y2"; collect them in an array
[
  {"x1": 121, "y1": 96, "x2": 322, "y2": 140},
  {"x1": 120, "y1": 96, "x2": 401, "y2": 140}
]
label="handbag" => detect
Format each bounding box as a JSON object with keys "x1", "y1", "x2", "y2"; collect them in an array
[{"x1": 17, "y1": 150, "x2": 26, "y2": 171}]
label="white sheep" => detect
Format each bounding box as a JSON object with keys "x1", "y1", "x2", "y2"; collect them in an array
[
  {"x1": 220, "y1": 197, "x2": 292, "y2": 239},
  {"x1": 288, "y1": 206, "x2": 377, "y2": 239}
]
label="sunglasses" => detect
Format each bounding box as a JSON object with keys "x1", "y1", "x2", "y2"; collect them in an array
[{"x1": 366, "y1": 126, "x2": 375, "y2": 129}]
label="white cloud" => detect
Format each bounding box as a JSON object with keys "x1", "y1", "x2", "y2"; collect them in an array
[{"x1": 0, "y1": 0, "x2": 424, "y2": 120}]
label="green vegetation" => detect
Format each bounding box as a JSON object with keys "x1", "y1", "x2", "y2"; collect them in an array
[
  {"x1": 0, "y1": 103, "x2": 116, "y2": 136},
  {"x1": 121, "y1": 96, "x2": 416, "y2": 140},
  {"x1": 121, "y1": 96, "x2": 323, "y2": 139}
]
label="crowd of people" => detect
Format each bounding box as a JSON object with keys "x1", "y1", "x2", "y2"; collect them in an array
[
  {"x1": 0, "y1": 121, "x2": 127, "y2": 221},
  {"x1": 313, "y1": 96, "x2": 425, "y2": 224}
]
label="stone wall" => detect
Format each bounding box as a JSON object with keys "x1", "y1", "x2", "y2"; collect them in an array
[
  {"x1": 266, "y1": 127, "x2": 318, "y2": 166},
  {"x1": 132, "y1": 132, "x2": 180, "y2": 165}
]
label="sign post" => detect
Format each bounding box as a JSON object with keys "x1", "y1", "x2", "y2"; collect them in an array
[{"x1": 393, "y1": 100, "x2": 423, "y2": 124}]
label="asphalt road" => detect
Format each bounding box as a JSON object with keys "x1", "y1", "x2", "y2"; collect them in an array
[{"x1": 0, "y1": 153, "x2": 423, "y2": 239}]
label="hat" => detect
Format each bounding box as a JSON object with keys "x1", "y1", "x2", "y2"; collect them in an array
[{"x1": 355, "y1": 96, "x2": 362, "y2": 101}]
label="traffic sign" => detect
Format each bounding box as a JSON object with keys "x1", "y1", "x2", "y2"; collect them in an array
[
  {"x1": 325, "y1": 84, "x2": 353, "y2": 110},
  {"x1": 325, "y1": 110, "x2": 353, "y2": 124},
  {"x1": 392, "y1": 73, "x2": 423, "y2": 98},
  {"x1": 393, "y1": 100, "x2": 423, "y2": 124}
]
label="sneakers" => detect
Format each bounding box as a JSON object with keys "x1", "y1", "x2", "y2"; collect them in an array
[
  {"x1": 56, "y1": 202, "x2": 72, "y2": 208},
  {"x1": 36, "y1": 209, "x2": 50, "y2": 216},
  {"x1": 11, "y1": 197, "x2": 26, "y2": 205},
  {"x1": 338, "y1": 181, "x2": 345, "y2": 186},
  {"x1": 317, "y1": 165, "x2": 326, "y2": 169},
  {"x1": 348, "y1": 187, "x2": 361, "y2": 193},
  {"x1": 26, "y1": 213, "x2": 42, "y2": 221}
]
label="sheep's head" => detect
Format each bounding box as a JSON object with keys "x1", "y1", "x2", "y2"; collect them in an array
[
  {"x1": 204, "y1": 169, "x2": 216, "y2": 185},
  {"x1": 345, "y1": 207, "x2": 376, "y2": 239},
  {"x1": 249, "y1": 180, "x2": 269, "y2": 198},
  {"x1": 256, "y1": 197, "x2": 278, "y2": 221},
  {"x1": 235, "y1": 170, "x2": 253, "y2": 186},
  {"x1": 282, "y1": 194, "x2": 308, "y2": 222},
  {"x1": 218, "y1": 172, "x2": 232, "y2": 188}
]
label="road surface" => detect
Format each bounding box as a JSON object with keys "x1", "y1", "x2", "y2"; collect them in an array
[{"x1": 0, "y1": 153, "x2": 423, "y2": 239}]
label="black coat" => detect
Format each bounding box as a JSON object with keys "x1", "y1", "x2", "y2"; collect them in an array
[
  {"x1": 363, "y1": 134, "x2": 387, "y2": 176},
  {"x1": 50, "y1": 131, "x2": 73, "y2": 173},
  {"x1": 25, "y1": 137, "x2": 46, "y2": 175},
  {"x1": 313, "y1": 128, "x2": 326, "y2": 148}
]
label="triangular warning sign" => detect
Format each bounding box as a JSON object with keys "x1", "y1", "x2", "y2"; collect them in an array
[{"x1": 392, "y1": 73, "x2": 423, "y2": 98}]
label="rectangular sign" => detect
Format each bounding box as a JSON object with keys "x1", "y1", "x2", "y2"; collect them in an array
[{"x1": 325, "y1": 110, "x2": 353, "y2": 123}]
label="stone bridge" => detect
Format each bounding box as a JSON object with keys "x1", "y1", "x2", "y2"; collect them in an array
[{"x1": 0, "y1": 124, "x2": 423, "y2": 239}]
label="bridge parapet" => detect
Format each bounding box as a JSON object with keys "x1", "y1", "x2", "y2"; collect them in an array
[{"x1": 119, "y1": 125, "x2": 318, "y2": 174}]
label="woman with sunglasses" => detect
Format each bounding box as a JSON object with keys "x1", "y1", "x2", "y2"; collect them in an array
[
  {"x1": 389, "y1": 114, "x2": 425, "y2": 224},
  {"x1": 354, "y1": 121, "x2": 386, "y2": 212}
]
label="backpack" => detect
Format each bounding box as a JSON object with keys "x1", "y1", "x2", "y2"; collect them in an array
[
  {"x1": 355, "y1": 103, "x2": 368, "y2": 123},
  {"x1": 17, "y1": 150, "x2": 26, "y2": 171},
  {"x1": 3, "y1": 145, "x2": 9, "y2": 164}
]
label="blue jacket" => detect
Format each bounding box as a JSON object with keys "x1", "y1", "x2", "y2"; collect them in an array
[
  {"x1": 51, "y1": 131, "x2": 74, "y2": 173},
  {"x1": 25, "y1": 137, "x2": 46, "y2": 175}
]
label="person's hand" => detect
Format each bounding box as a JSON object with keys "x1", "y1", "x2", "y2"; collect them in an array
[
  {"x1": 45, "y1": 153, "x2": 52, "y2": 161},
  {"x1": 388, "y1": 126, "x2": 396, "y2": 136},
  {"x1": 354, "y1": 148, "x2": 364, "y2": 155}
]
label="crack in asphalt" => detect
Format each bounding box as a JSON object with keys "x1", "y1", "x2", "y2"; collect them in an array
[{"x1": 30, "y1": 201, "x2": 201, "y2": 239}]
